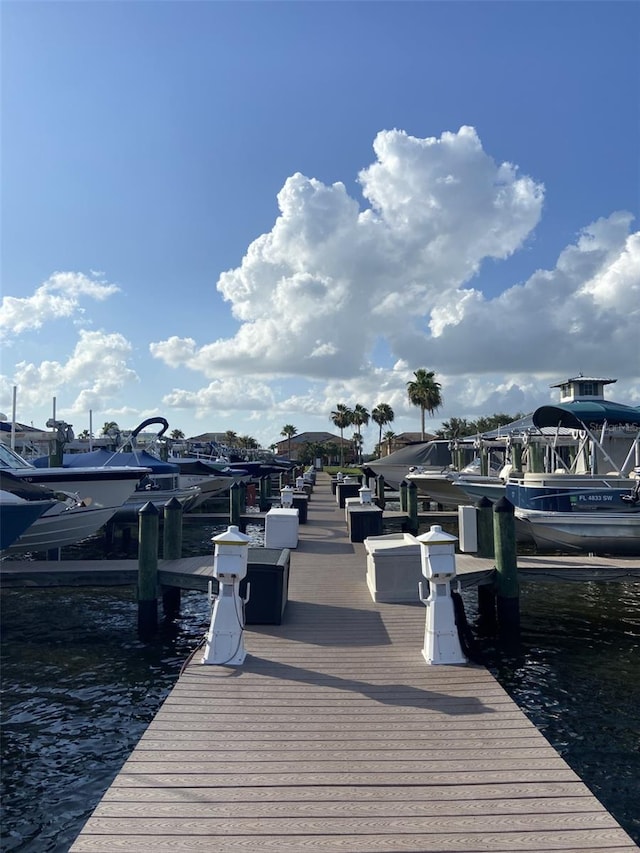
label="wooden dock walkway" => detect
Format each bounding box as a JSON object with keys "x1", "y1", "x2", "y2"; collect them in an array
[{"x1": 69, "y1": 473, "x2": 638, "y2": 852}]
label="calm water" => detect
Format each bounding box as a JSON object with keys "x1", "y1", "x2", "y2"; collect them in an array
[{"x1": 1, "y1": 524, "x2": 639, "y2": 850}]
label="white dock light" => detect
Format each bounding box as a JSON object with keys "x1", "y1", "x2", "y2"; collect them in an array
[
  {"x1": 202, "y1": 525, "x2": 251, "y2": 666},
  {"x1": 280, "y1": 485, "x2": 294, "y2": 508},
  {"x1": 359, "y1": 484, "x2": 373, "y2": 505},
  {"x1": 295, "y1": 475, "x2": 305, "y2": 491},
  {"x1": 417, "y1": 524, "x2": 467, "y2": 665}
]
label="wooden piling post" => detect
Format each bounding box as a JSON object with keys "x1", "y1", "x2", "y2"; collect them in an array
[
  {"x1": 406, "y1": 481, "x2": 419, "y2": 535},
  {"x1": 137, "y1": 502, "x2": 159, "y2": 638},
  {"x1": 376, "y1": 474, "x2": 386, "y2": 509},
  {"x1": 493, "y1": 496, "x2": 520, "y2": 641},
  {"x1": 259, "y1": 475, "x2": 271, "y2": 511},
  {"x1": 399, "y1": 480, "x2": 408, "y2": 512},
  {"x1": 161, "y1": 498, "x2": 183, "y2": 618},
  {"x1": 229, "y1": 482, "x2": 244, "y2": 531},
  {"x1": 476, "y1": 497, "x2": 497, "y2": 631}
]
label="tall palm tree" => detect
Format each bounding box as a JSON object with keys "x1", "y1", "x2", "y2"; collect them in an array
[
  {"x1": 280, "y1": 424, "x2": 297, "y2": 460},
  {"x1": 383, "y1": 430, "x2": 396, "y2": 456},
  {"x1": 351, "y1": 404, "x2": 369, "y2": 463},
  {"x1": 170, "y1": 428, "x2": 185, "y2": 440},
  {"x1": 330, "y1": 404, "x2": 353, "y2": 467},
  {"x1": 101, "y1": 421, "x2": 119, "y2": 436},
  {"x1": 406, "y1": 368, "x2": 442, "y2": 440},
  {"x1": 371, "y1": 403, "x2": 394, "y2": 455},
  {"x1": 224, "y1": 430, "x2": 238, "y2": 448}
]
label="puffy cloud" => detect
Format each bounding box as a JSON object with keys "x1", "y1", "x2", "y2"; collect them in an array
[
  {"x1": 161, "y1": 377, "x2": 276, "y2": 416},
  {"x1": 419, "y1": 212, "x2": 639, "y2": 376},
  {"x1": 5, "y1": 329, "x2": 137, "y2": 418},
  {"x1": 151, "y1": 126, "x2": 545, "y2": 379},
  {"x1": 0, "y1": 272, "x2": 119, "y2": 337}
]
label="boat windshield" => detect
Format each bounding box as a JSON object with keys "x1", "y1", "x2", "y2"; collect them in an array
[{"x1": 0, "y1": 443, "x2": 35, "y2": 470}]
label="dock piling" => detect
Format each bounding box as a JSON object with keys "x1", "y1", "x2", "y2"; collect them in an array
[
  {"x1": 137, "y1": 502, "x2": 159, "y2": 638},
  {"x1": 161, "y1": 498, "x2": 183, "y2": 618},
  {"x1": 493, "y1": 496, "x2": 520, "y2": 642},
  {"x1": 476, "y1": 497, "x2": 497, "y2": 631}
]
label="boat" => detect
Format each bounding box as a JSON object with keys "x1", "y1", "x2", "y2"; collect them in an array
[
  {"x1": 361, "y1": 440, "x2": 469, "y2": 491},
  {"x1": 33, "y1": 418, "x2": 202, "y2": 519},
  {"x1": 172, "y1": 458, "x2": 252, "y2": 507},
  {"x1": 36, "y1": 446, "x2": 201, "y2": 519},
  {"x1": 405, "y1": 456, "x2": 506, "y2": 508},
  {"x1": 0, "y1": 443, "x2": 149, "y2": 554},
  {"x1": 505, "y1": 392, "x2": 640, "y2": 555},
  {"x1": 0, "y1": 479, "x2": 58, "y2": 551}
]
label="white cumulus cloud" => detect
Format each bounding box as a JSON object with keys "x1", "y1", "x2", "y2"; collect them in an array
[{"x1": 0, "y1": 272, "x2": 120, "y2": 337}]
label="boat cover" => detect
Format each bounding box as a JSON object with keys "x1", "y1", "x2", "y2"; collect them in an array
[
  {"x1": 532, "y1": 401, "x2": 640, "y2": 430},
  {"x1": 33, "y1": 449, "x2": 178, "y2": 474}
]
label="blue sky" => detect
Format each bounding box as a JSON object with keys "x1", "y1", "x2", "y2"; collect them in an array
[{"x1": 1, "y1": 1, "x2": 638, "y2": 451}]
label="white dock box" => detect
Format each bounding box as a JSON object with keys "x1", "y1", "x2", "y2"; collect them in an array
[
  {"x1": 264, "y1": 507, "x2": 299, "y2": 549},
  {"x1": 364, "y1": 532, "x2": 422, "y2": 603},
  {"x1": 458, "y1": 505, "x2": 478, "y2": 552}
]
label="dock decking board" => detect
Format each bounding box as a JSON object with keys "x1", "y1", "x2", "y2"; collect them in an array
[{"x1": 56, "y1": 474, "x2": 640, "y2": 850}]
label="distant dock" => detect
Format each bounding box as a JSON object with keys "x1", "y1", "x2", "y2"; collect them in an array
[{"x1": 65, "y1": 473, "x2": 639, "y2": 852}]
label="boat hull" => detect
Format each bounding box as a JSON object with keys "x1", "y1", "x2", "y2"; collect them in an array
[
  {"x1": 0, "y1": 497, "x2": 57, "y2": 551},
  {"x1": 517, "y1": 509, "x2": 640, "y2": 555}
]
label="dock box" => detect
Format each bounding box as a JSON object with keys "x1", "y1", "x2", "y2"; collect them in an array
[
  {"x1": 292, "y1": 493, "x2": 309, "y2": 524},
  {"x1": 336, "y1": 481, "x2": 361, "y2": 508},
  {"x1": 347, "y1": 504, "x2": 384, "y2": 543},
  {"x1": 264, "y1": 507, "x2": 299, "y2": 548},
  {"x1": 364, "y1": 532, "x2": 423, "y2": 603},
  {"x1": 240, "y1": 547, "x2": 290, "y2": 624}
]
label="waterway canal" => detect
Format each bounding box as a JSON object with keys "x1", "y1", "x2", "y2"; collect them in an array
[{"x1": 1, "y1": 527, "x2": 639, "y2": 850}]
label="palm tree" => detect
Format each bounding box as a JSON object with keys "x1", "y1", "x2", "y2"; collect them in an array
[
  {"x1": 383, "y1": 430, "x2": 396, "y2": 456},
  {"x1": 170, "y1": 429, "x2": 185, "y2": 440},
  {"x1": 351, "y1": 404, "x2": 369, "y2": 464},
  {"x1": 371, "y1": 403, "x2": 394, "y2": 455},
  {"x1": 238, "y1": 435, "x2": 259, "y2": 450},
  {"x1": 280, "y1": 424, "x2": 297, "y2": 460},
  {"x1": 77, "y1": 429, "x2": 91, "y2": 440},
  {"x1": 330, "y1": 404, "x2": 353, "y2": 467},
  {"x1": 436, "y1": 417, "x2": 472, "y2": 439},
  {"x1": 351, "y1": 432, "x2": 363, "y2": 464},
  {"x1": 406, "y1": 368, "x2": 442, "y2": 440},
  {"x1": 101, "y1": 421, "x2": 119, "y2": 436},
  {"x1": 224, "y1": 430, "x2": 238, "y2": 448}
]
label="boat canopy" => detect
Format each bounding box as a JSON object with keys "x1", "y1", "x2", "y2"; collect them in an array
[{"x1": 532, "y1": 401, "x2": 640, "y2": 430}]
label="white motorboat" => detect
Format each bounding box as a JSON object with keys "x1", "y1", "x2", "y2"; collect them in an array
[
  {"x1": 405, "y1": 457, "x2": 506, "y2": 508},
  {"x1": 0, "y1": 446, "x2": 148, "y2": 554},
  {"x1": 172, "y1": 458, "x2": 251, "y2": 508},
  {"x1": 515, "y1": 508, "x2": 640, "y2": 555}
]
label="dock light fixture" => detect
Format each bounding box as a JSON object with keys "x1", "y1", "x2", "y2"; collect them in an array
[
  {"x1": 202, "y1": 525, "x2": 251, "y2": 666},
  {"x1": 295, "y1": 476, "x2": 305, "y2": 491},
  {"x1": 358, "y1": 484, "x2": 373, "y2": 505},
  {"x1": 280, "y1": 485, "x2": 294, "y2": 508},
  {"x1": 417, "y1": 524, "x2": 467, "y2": 665}
]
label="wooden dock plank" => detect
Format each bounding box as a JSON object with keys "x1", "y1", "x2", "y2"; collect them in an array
[{"x1": 62, "y1": 473, "x2": 640, "y2": 851}]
